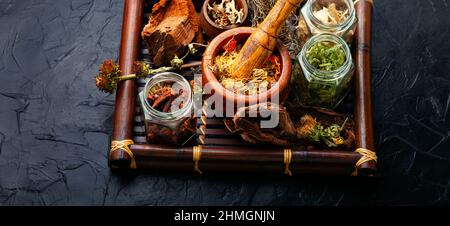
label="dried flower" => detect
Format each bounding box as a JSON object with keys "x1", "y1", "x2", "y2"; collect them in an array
[
  {"x1": 297, "y1": 114, "x2": 318, "y2": 139},
  {"x1": 95, "y1": 73, "x2": 117, "y2": 94},
  {"x1": 133, "y1": 61, "x2": 152, "y2": 78},
  {"x1": 297, "y1": 114, "x2": 346, "y2": 148},
  {"x1": 99, "y1": 59, "x2": 117, "y2": 75},
  {"x1": 95, "y1": 60, "x2": 120, "y2": 93},
  {"x1": 188, "y1": 44, "x2": 198, "y2": 55},
  {"x1": 170, "y1": 55, "x2": 184, "y2": 70}
]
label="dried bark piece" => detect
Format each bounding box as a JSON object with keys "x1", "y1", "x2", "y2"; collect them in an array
[
  {"x1": 142, "y1": 0, "x2": 200, "y2": 66},
  {"x1": 224, "y1": 103, "x2": 298, "y2": 147},
  {"x1": 225, "y1": 102, "x2": 356, "y2": 149}
]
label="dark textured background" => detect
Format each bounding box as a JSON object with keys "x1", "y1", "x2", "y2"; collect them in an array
[{"x1": 0, "y1": 0, "x2": 449, "y2": 206}]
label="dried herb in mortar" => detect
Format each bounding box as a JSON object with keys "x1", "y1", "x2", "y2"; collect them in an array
[{"x1": 211, "y1": 37, "x2": 281, "y2": 95}]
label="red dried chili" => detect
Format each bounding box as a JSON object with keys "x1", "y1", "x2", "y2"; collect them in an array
[
  {"x1": 267, "y1": 55, "x2": 281, "y2": 79},
  {"x1": 223, "y1": 37, "x2": 237, "y2": 53}
]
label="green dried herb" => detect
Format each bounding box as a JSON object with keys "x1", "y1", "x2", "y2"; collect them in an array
[
  {"x1": 297, "y1": 114, "x2": 346, "y2": 148},
  {"x1": 292, "y1": 39, "x2": 352, "y2": 108},
  {"x1": 306, "y1": 41, "x2": 345, "y2": 71}
]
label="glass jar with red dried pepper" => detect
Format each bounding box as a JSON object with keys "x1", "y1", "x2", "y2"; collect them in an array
[{"x1": 138, "y1": 72, "x2": 196, "y2": 146}]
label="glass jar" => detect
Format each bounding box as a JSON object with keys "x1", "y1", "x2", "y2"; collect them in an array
[
  {"x1": 292, "y1": 33, "x2": 354, "y2": 109},
  {"x1": 138, "y1": 72, "x2": 196, "y2": 146},
  {"x1": 299, "y1": 0, "x2": 357, "y2": 43}
]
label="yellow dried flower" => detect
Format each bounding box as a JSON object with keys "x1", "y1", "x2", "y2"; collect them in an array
[{"x1": 297, "y1": 114, "x2": 318, "y2": 139}]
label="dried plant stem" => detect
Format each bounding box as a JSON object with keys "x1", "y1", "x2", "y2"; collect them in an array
[
  {"x1": 118, "y1": 74, "x2": 138, "y2": 81},
  {"x1": 118, "y1": 66, "x2": 175, "y2": 81},
  {"x1": 190, "y1": 43, "x2": 208, "y2": 48}
]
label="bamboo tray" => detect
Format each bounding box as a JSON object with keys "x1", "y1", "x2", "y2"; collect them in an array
[{"x1": 108, "y1": 0, "x2": 377, "y2": 176}]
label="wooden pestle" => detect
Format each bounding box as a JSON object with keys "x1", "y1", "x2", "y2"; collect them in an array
[{"x1": 230, "y1": 0, "x2": 304, "y2": 78}]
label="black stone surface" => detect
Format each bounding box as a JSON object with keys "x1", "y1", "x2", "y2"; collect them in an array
[{"x1": 0, "y1": 0, "x2": 449, "y2": 206}]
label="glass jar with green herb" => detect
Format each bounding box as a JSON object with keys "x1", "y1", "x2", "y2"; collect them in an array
[
  {"x1": 299, "y1": 0, "x2": 357, "y2": 43},
  {"x1": 292, "y1": 33, "x2": 354, "y2": 109}
]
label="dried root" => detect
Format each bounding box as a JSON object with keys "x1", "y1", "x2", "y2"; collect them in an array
[{"x1": 225, "y1": 102, "x2": 356, "y2": 149}]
